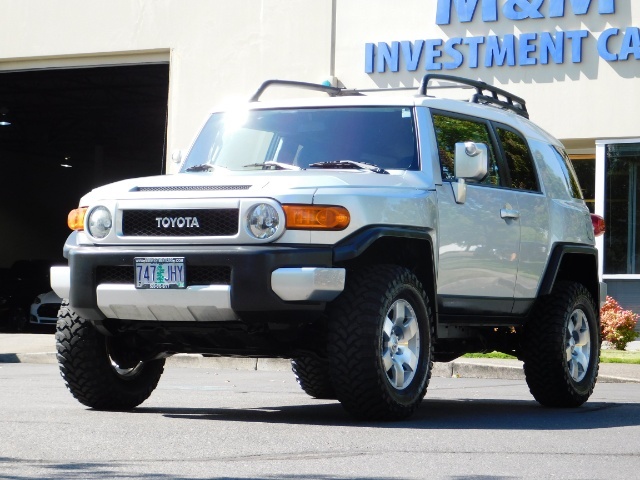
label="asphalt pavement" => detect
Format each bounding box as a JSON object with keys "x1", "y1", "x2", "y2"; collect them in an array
[{"x1": 1, "y1": 332, "x2": 639, "y2": 383}]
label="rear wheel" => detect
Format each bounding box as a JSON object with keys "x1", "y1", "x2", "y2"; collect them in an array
[
  {"x1": 523, "y1": 281, "x2": 600, "y2": 407},
  {"x1": 327, "y1": 265, "x2": 433, "y2": 421},
  {"x1": 56, "y1": 302, "x2": 165, "y2": 410},
  {"x1": 291, "y1": 356, "x2": 335, "y2": 399}
]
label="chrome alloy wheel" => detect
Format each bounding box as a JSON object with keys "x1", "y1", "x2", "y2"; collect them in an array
[
  {"x1": 381, "y1": 299, "x2": 421, "y2": 390},
  {"x1": 109, "y1": 356, "x2": 145, "y2": 378},
  {"x1": 565, "y1": 307, "x2": 591, "y2": 382}
]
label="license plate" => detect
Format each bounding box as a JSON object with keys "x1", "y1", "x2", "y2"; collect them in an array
[{"x1": 135, "y1": 257, "x2": 186, "y2": 289}]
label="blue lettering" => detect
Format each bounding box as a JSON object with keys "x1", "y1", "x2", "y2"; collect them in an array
[
  {"x1": 444, "y1": 38, "x2": 465, "y2": 69},
  {"x1": 519, "y1": 32, "x2": 538, "y2": 65},
  {"x1": 463, "y1": 36, "x2": 485, "y2": 68},
  {"x1": 549, "y1": 0, "x2": 615, "y2": 17},
  {"x1": 436, "y1": 0, "x2": 498, "y2": 25},
  {"x1": 565, "y1": 30, "x2": 588, "y2": 62},
  {"x1": 540, "y1": 31, "x2": 565, "y2": 64},
  {"x1": 365, "y1": 43, "x2": 375, "y2": 73},
  {"x1": 377, "y1": 42, "x2": 400, "y2": 72},
  {"x1": 485, "y1": 35, "x2": 516, "y2": 67},
  {"x1": 437, "y1": 0, "x2": 616, "y2": 22},
  {"x1": 425, "y1": 39, "x2": 444, "y2": 70},
  {"x1": 503, "y1": 0, "x2": 544, "y2": 21},
  {"x1": 597, "y1": 28, "x2": 619, "y2": 61},
  {"x1": 401, "y1": 40, "x2": 425, "y2": 71},
  {"x1": 620, "y1": 27, "x2": 640, "y2": 61}
]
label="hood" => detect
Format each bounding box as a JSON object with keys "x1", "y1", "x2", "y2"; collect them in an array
[{"x1": 79, "y1": 169, "x2": 426, "y2": 204}]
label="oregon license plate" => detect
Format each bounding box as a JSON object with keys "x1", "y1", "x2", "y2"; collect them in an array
[{"x1": 134, "y1": 257, "x2": 186, "y2": 289}]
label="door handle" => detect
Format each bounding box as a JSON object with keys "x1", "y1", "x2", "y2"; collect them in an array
[{"x1": 500, "y1": 208, "x2": 520, "y2": 219}]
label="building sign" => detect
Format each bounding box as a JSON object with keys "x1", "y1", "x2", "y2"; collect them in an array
[{"x1": 365, "y1": 0, "x2": 639, "y2": 73}]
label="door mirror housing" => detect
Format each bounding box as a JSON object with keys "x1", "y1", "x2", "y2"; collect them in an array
[
  {"x1": 452, "y1": 142, "x2": 489, "y2": 204},
  {"x1": 454, "y1": 142, "x2": 488, "y2": 181}
]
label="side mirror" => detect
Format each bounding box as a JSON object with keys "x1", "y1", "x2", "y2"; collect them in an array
[
  {"x1": 452, "y1": 142, "x2": 489, "y2": 204},
  {"x1": 455, "y1": 142, "x2": 488, "y2": 180}
]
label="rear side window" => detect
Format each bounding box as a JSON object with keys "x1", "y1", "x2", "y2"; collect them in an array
[
  {"x1": 552, "y1": 146, "x2": 583, "y2": 199},
  {"x1": 432, "y1": 114, "x2": 500, "y2": 186},
  {"x1": 496, "y1": 127, "x2": 539, "y2": 191}
]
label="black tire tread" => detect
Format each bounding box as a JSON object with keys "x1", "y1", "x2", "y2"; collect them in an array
[
  {"x1": 56, "y1": 302, "x2": 165, "y2": 410},
  {"x1": 523, "y1": 281, "x2": 599, "y2": 407},
  {"x1": 291, "y1": 357, "x2": 336, "y2": 399},
  {"x1": 327, "y1": 265, "x2": 433, "y2": 421}
]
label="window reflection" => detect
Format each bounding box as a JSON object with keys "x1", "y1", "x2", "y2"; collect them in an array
[
  {"x1": 604, "y1": 143, "x2": 640, "y2": 274},
  {"x1": 432, "y1": 114, "x2": 500, "y2": 186},
  {"x1": 497, "y1": 128, "x2": 539, "y2": 191}
]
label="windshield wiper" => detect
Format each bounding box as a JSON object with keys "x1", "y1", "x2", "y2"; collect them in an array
[
  {"x1": 185, "y1": 163, "x2": 215, "y2": 172},
  {"x1": 243, "y1": 161, "x2": 301, "y2": 171},
  {"x1": 308, "y1": 160, "x2": 389, "y2": 174}
]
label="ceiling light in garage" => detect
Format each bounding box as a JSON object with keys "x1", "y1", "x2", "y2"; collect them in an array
[{"x1": 0, "y1": 107, "x2": 11, "y2": 126}]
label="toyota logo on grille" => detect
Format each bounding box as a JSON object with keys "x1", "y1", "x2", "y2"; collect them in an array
[{"x1": 155, "y1": 216, "x2": 201, "y2": 228}]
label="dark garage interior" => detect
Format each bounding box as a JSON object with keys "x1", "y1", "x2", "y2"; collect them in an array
[{"x1": 0, "y1": 63, "x2": 169, "y2": 328}]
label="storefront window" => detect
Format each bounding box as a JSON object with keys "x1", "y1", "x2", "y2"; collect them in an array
[{"x1": 604, "y1": 143, "x2": 640, "y2": 274}]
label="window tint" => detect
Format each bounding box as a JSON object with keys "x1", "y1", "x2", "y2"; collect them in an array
[
  {"x1": 432, "y1": 114, "x2": 500, "y2": 186},
  {"x1": 496, "y1": 128, "x2": 539, "y2": 191},
  {"x1": 552, "y1": 146, "x2": 583, "y2": 199}
]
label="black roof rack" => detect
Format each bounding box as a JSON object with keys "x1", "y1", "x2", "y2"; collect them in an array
[
  {"x1": 419, "y1": 74, "x2": 529, "y2": 119},
  {"x1": 250, "y1": 75, "x2": 529, "y2": 119}
]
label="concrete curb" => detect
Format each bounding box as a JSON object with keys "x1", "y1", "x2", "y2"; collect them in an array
[{"x1": 2, "y1": 352, "x2": 638, "y2": 383}]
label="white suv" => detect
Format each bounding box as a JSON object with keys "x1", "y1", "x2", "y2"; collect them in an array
[{"x1": 51, "y1": 74, "x2": 605, "y2": 420}]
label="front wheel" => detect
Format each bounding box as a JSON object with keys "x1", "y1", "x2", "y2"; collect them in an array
[
  {"x1": 327, "y1": 265, "x2": 433, "y2": 421},
  {"x1": 56, "y1": 302, "x2": 165, "y2": 410},
  {"x1": 523, "y1": 281, "x2": 600, "y2": 407}
]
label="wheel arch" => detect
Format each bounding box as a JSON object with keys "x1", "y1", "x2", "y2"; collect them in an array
[
  {"x1": 538, "y1": 243, "x2": 599, "y2": 311},
  {"x1": 333, "y1": 226, "x2": 437, "y2": 319}
]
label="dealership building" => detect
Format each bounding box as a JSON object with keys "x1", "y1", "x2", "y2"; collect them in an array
[{"x1": 0, "y1": 0, "x2": 638, "y2": 313}]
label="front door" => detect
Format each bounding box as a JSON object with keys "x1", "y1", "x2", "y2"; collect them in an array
[
  {"x1": 430, "y1": 111, "x2": 522, "y2": 316},
  {"x1": 436, "y1": 183, "x2": 520, "y2": 315}
]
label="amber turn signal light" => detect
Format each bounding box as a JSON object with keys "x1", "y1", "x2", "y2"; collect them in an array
[
  {"x1": 68, "y1": 207, "x2": 88, "y2": 231},
  {"x1": 283, "y1": 205, "x2": 350, "y2": 230}
]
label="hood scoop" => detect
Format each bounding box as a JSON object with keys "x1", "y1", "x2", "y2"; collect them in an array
[{"x1": 131, "y1": 185, "x2": 252, "y2": 193}]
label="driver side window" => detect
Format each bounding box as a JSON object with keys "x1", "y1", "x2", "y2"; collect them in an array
[{"x1": 432, "y1": 113, "x2": 500, "y2": 186}]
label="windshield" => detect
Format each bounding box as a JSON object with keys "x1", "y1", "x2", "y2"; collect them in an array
[{"x1": 180, "y1": 107, "x2": 418, "y2": 172}]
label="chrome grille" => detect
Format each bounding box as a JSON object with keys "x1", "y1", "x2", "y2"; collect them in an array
[
  {"x1": 121, "y1": 209, "x2": 238, "y2": 236},
  {"x1": 96, "y1": 265, "x2": 231, "y2": 286}
]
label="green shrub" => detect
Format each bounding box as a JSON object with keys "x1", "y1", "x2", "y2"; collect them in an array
[{"x1": 600, "y1": 296, "x2": 639, "y2": 351}]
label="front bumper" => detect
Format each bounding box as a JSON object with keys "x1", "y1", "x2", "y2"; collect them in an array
[{"x1": 52, "y1": 244, "x2": 345, "y2": 322}]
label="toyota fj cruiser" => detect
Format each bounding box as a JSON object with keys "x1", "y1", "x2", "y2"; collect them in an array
[{"x1": 51, "y1": 74, "x2": 606, "y2": 420}]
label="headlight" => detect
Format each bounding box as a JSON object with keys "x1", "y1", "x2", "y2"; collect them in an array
[
  {"x1": 247, "y1": 203, "x2": 280, "y2": 239},
  {"x1": 87, "y1": 206, "x2": 113, "y2": 239}
]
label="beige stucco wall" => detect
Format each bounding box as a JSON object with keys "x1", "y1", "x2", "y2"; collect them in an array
[
  {"x1": 0, "y1": 0, "x2": 335, "y2": 173},
  {"x1": 334, "y1": 0, "x2": 640, "y2": 147},
  {"x1": 0, "y1": 0, "x2": 637, "y2": 167}
]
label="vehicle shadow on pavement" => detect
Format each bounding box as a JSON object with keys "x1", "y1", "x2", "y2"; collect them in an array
[{"x1": 133, "y1": 398, "x2": 640, "y2": 430}]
